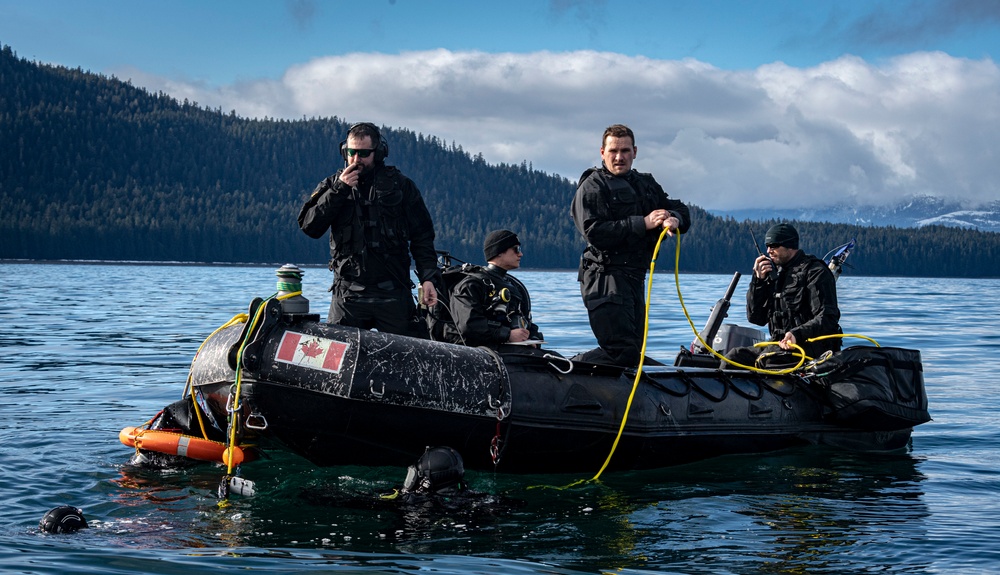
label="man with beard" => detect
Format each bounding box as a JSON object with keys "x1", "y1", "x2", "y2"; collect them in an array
[
  {"x1": 724, "y1": 223, "x2": 843, "y2": 368},
  {"x1": 299, "y1": 122, "x2": 440, "y2": 337}
]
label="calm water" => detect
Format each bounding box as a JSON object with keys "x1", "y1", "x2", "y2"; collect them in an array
[{"x1": 2, "y1": 262, "x2": 999, "y2": 574}]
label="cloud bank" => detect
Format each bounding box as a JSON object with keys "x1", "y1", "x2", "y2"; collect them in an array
[{"x1": 136, "y1": 49, "x2": 1000, "y2": 211}]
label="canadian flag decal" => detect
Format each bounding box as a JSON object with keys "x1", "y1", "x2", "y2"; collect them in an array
[{"x1": 275, "y1": 331, "x2": 350, "y2": 374}]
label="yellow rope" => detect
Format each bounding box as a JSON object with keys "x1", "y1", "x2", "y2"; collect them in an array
[
  {"x1": 677, "y1": 267, "x2": 879, "y2": 373},
  {"x1": 217, "y1": 303, "x2": 271, "y2": 508},
  {"x1": 225, "y1": 303, "x2": 268, "y2": 476},
  {"x1": 590, "y1": 227, "x2": 673, "y2": 481},
  {"x1": 182, "y1": 313, "x2": 249, "y2": 439},
  {"x1": 814, "y1": 333, "x2": 880, "y2": 347},
  {"x1": 539, "y1": 231, "x2": 880, "y2": 488},
  {"x1": 183, "y1": 299, "x2": 292, "y2": 440}
]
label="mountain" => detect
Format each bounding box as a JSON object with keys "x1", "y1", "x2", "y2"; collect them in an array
[
  {"x1": 914, "y1": 201, "x2": 1000, "y2": 231},
  {"x1": 3, "y1": 44, "x2": 1000, "y2": 278},
  {"x1": 715, "y1": 196, "x2": 1000, "y2": 232},
  {"x1": 0, "y1": 44, "x2": 579, "y2": 269}
]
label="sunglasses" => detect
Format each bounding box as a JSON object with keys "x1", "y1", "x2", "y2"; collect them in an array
[
  {"x1": 513, "y1": 245, "x2": 522, "y2": 254},
  {"x1": 346, "y1": 148, "x2": 375, "y2": 158}
]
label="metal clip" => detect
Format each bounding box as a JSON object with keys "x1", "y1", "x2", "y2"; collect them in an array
[
  {"x1": 545, "y1": 353, "x2": 573, "y2": 374},
  {"x1": 245, "y1": 412, "x2": 268, "y2": 430},
  {"x1": 225, "y1": 388, "x2": 240, "y2": 413}
]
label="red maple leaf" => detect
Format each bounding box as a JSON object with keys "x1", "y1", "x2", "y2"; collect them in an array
[{"x1": 299, "y1": 339, "x2": 324, "y2": 358}]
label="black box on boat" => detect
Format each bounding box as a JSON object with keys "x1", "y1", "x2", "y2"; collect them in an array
[
  {"x1": 818, "y1": 346, "x2": 931, "y2": 431},
  {"x1": 714, "y1": 324, "x2": 766, "y2": 351}
]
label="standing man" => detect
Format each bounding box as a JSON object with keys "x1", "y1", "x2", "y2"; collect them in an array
[
  {"x1": 298, "y1": 122, "x2": 439, "y2": 337},
  {"x1": 442, "y1": 230, "x2": 543, "y2": 348},
  {"x1": 726, "y1": 223, "x2": 843, "y2": 368},
  {"x1": 571, "y1": 124, "x2": 691, "y2": 367}
]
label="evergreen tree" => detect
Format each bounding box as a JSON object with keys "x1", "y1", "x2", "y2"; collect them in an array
[{"x1": 2, "y1": 44, "x2": 999, "y2": 277}]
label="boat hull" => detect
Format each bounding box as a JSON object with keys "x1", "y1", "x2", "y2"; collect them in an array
[{"x1": 181, "y1": 300, "x2": 928, "y2": 473}]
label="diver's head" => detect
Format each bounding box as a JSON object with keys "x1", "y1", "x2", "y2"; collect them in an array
[
  {"x1": 402, "y1": 446, "x2": 466, "y2": 493},
  {"x1": 39, "y1": 506, "x2": 88, "y2": 534}
]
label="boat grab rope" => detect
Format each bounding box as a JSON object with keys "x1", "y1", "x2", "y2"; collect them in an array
[
  {"x1": 544, "y1": 353, "x2": 574, "y2": 374},
  {"x1": 481, "y1": 347, "x2": 509, "y2": 467}
]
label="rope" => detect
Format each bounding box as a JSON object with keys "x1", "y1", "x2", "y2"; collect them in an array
[
  {"x1": 276, "y1": 267, "x2": 303, "y2": 294},
  {"x1": 224, "y1": 302, "x2": 268, "y2": 477},
  {"x1": 676, "y1": 261, "x2": 879, "y2": 373},
  {"x1": 217, "y1": 301, "x2": 270, "y2": 507},
  {"x1": 183, "y1": 313, "x2": 249, "y2": 439},
  {"x1": 582, "y1": 229, "x2": 882, "y2": 483},
  {"x1": 590, "y1": 227, "x2": 674, "y2": 481}
]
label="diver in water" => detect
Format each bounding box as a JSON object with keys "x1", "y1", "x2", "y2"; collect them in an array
[
  {"x1": 300, "y1": 445, "x2": 522, "y2": 527},
  {"x1": 39, "y1": 506, "x2": 89, "y2": 534},
  {"x1": 384, "y1": 445, "x2": 469, "y2": 506}
]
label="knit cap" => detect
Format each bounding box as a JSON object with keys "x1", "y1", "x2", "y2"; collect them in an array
[
  {"x1": 483, "y1": 229, "x2": 519, "y2": 261},
  {"x1": 764, "y1": 223, "x2": 799, "y2": 249}
]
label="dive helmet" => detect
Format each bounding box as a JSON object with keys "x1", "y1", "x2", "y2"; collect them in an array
[{"x1": 403, "y1": 446, "x2": 465, "y2": 493}]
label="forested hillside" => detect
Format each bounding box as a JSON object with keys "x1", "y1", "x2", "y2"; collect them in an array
[{"x1": 3, "y1": 44, "x2": 999, "y2": 277}]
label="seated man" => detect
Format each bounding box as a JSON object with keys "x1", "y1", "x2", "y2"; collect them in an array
[
  {"x1": 725, "y1": 223, "x2": 842, "y2": 368},
  {"x1": 442, "y1": 230, "x2": 543, "y2": 348}
]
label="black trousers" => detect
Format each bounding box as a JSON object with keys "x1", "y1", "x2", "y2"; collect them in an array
[
  {"x1": 329, "y1": 285, "x2": 426, "y2": 338},
  {"x1": 578, "y1": 264, "x2": 646, "y2": 367}
]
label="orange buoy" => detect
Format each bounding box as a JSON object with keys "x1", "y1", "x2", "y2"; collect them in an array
[
  {"x1": 119, "y1": 426, "x2": 254, "y2": 465},
  {"x1": 222, "y1": 447, "x2": 244, "y2": 467}
]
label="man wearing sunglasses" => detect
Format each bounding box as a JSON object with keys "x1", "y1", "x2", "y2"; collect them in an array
[
  {"x1": 440, "y1": 229, "x2": 542, "y2": 348},
  {"x1": 726, "y1": 223, "x2": 842, "y2": 368},
  {"x1": 571, "y1": 124, "x2": 690, "y2": 367},
  {"x1": 298, "y1": 122, "x2": 440, "y2": 337}
]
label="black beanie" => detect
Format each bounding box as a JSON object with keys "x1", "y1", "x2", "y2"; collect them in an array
[
  {"x1": 764, "y1": 223, "x2": 799, "y2": 249},
  {"x1": 483, "y1": 229, "x2": 519, "y2": 261}
]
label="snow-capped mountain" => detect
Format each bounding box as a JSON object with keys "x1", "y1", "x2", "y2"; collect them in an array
[{"x1": 714, "y1": 197, "x2": 1000, "y2": 233}]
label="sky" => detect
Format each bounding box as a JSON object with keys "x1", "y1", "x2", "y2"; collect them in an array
[{"x1": 3, "y1": 0, "x2": 1000, "y2": 212}]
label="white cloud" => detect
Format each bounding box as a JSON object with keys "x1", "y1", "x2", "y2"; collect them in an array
[{"x1": 130, "y1": 49, "x2": 1000, "y2": 211}]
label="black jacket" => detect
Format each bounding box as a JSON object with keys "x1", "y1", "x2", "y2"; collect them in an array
[
  {"x1": 571, "y1": 165, "x2": 690, "y2": 271},
  {"x1": 747, "y1": 250, "x2": 843, "y2": 358},
  {"x1": 298, "y1": 164, "x2": 438, "y2": 289},
  {"x1": 445, "y1": 264, "x2": 542, "y2": 347}
]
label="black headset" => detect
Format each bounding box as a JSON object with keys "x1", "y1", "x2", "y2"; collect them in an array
[{"x1": 339, "y1": 122, "x2": 389, "y2": 163}]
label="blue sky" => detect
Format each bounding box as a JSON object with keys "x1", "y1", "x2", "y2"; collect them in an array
[{"x1": 3, "y1": 0, "x2": 999, "y2": 210}]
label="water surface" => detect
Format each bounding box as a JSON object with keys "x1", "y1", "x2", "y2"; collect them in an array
[{"x1": 2, "y1": 262, "x2": 998, "y2": 574}]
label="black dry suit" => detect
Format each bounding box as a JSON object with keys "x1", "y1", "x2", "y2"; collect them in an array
[
  {"x1": 746, "y1": 250, "x2": 843, "y2": 359},
  {"x1": 570, "y1": 166, "x2": 690, "y2": 366},
  {"x1": 298, "y1": 164, "x2": 439, "y2": 292},
  {"x1": 440, "y1": 264, "x2": 542, "y2": 348}
]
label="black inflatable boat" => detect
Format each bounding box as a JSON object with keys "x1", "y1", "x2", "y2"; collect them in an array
[{"x1": 120, "y1": 266, "x2": 930, "y2": 474}]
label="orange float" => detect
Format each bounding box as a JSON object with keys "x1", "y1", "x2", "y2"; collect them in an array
[{"x1": 119, "y1": 426, "x2": 255, "y2": 465}]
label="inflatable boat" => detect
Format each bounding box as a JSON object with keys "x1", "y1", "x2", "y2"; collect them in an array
[{"x1": 121, "y1": 266, "x2": 931, "y2": 474}]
